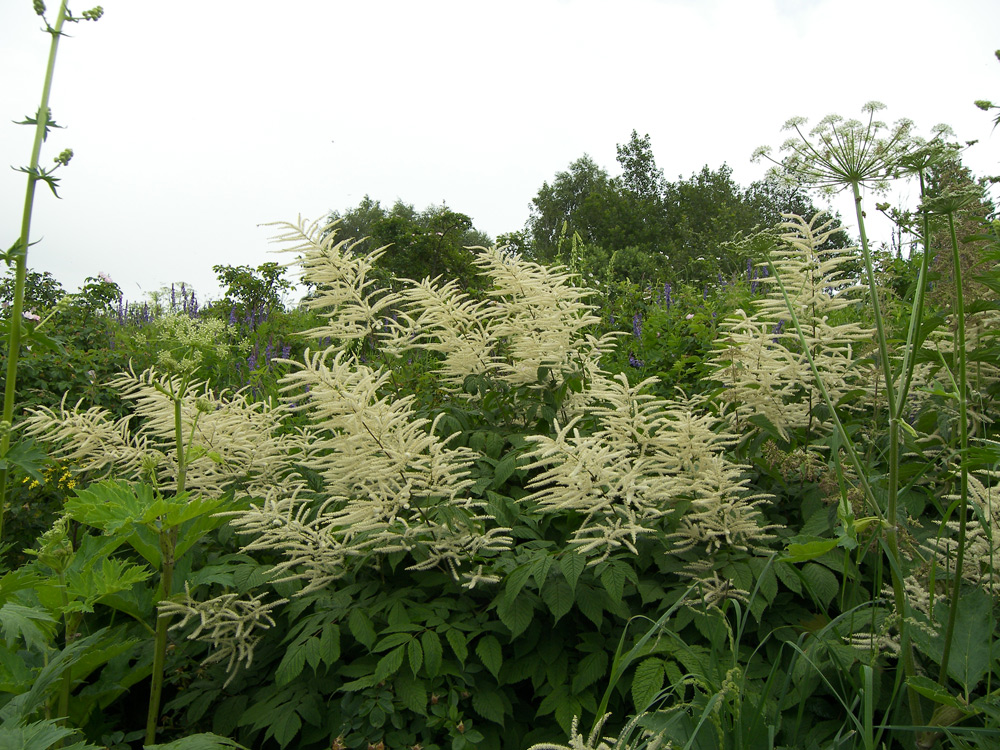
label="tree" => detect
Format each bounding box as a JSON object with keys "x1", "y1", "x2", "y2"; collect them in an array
[{"x1": 326, "y1": 198, "x2": 492, "y2": 290}]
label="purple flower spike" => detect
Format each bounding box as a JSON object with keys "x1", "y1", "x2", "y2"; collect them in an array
[
  {"x1": 632, "y1": 312, "x2": 643, "y2": 340},
  {"x1": 628, "y1": 353, "x2": 644, "y2": 368}
]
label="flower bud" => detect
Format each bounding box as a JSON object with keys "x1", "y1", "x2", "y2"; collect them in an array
[
  {"x1": 54, "y1": 148, "x2": 73, "y2": 166},
  {"x1": 82, "y1": 6, "x2": 104, "y2": 20},
  {"x1": 33, "y1": 0, "x2": 45, "y2": 16}
]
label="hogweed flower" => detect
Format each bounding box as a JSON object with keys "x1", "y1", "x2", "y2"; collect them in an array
[{"x1": 753, "y1": 102, "x2": 915, "y2": 196}]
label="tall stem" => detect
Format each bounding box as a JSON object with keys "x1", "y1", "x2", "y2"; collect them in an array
[
  {"x1": 145, "y1": 390, "x2": 187, "y2": 745},
  {"x1": 0, "y1": 1, "x2": 70, "y2": 542},
  {"x1": 937, "y1": 211, "x2": 970, "y2": 684},
  {"x1": 851, "y1": 183, "x2": 923, "y2": 730}
]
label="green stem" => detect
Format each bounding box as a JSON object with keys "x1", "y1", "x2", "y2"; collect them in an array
[
  {"x1": 145, "y1": 526, "x2": 177, "y2": 746},
  {"x1": 145, "y1": 389, "x2": 188, "y2": 745},
  {"x1": 850, "y1": 184, "x2": 923, "y2": 732},
  {"x1": 937, "y1": 211, "x2": 970, "y2": 685},
  {"x1": 0, "y1": 1, "x2": 70, "y2": 543}
]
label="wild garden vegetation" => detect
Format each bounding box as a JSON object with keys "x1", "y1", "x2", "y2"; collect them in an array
[{"x1": 3, "y1": 4, "x2": 1000, "y2": 750}]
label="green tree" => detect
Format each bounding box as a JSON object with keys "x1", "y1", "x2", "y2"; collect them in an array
[{"x1": 327, "y1": 198, "x2": 491, "y2": 289}]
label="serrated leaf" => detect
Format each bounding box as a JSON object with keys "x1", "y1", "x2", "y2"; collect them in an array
[
  {"x1": 320, "y1": 623, "x2": 341, "y2": 666},
  {"x1": 782, "y1": 538, "x2": 840, "y2": 563},
  {"x1": 491, "y1": 454, "x2": 517, "y2": 488},
  {"x1": 0, "y1": 603, "x2": 56, "y2": 653},
  {"x1": 408, "y1": 637, "x2": 423, "y2": 675},
  {"x1": 270, "y1": 709, "x2": 301, "y2": 748},
  {"x1": 532, "y1": 554, "x2": 554, "y2": 590},
  {"x1": 476, "y1": 635, "x2": 503, "y2": 680},
  {"x1": 503, "y1": 564, "x2": 534, "y2": 606},
  {"x1": 445, "y1": 628, "x2": 468, "y2": 664},
  {"x1": 375, "y1": 644, "x2": 406, "y2": 681},
  {"x1": 473, "y1": 688, "x2": 506, "y2": 726},
  {"x1": 559, "y1": 552, "x2": 586, "y2": 593},
  {"x1": 572, "y1": 650, "x2": 609, "y2": 694},
  {"x1": 421, "y1": 630, "x2": 443, "y2": 677},
  {"x1": 275, "y1": 646, "x2": 306, "y2": 685},
  {"x1": 496, "y1": 594, "x2": 534, "y2": 638},
  {"x1": 575, "y1": 585, "x2": 604, "y2": 628},
  {"x1": 147, "y1": 732, "x2": 250, "y2": 749},
  {"x1": 632, "y1": 657, "x2": 665, "y2": 711},
  {"x1": 600, "y1": 562, "x2": 626, "y2": 605},
  {"x1": 394, "y1": 671, "x2": 427, "y2": 715},
  {"x1": 800, "y1": 562, "x2": 839, "y2": 609},
  {"x1": 348, "y1": 608, "x2": 376, "y2": 648},
  {"x1": 541, "y1": 575, "x2": 574, "y2": 623},
  {"x1": 303, "y1": 637, "x2": 322, "y2": 672}
]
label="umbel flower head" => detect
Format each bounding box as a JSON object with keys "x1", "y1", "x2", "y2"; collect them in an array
[{"x1": 753, "y1": 102, "x2": 915, "y2": 195}]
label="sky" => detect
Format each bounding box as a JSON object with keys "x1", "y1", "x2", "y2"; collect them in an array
[{"x1": 1, "y1": 0, "x2": 998, "y2": 305}]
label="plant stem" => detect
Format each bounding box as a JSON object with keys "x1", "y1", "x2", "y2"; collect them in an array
[
  {"x1": 937, "y1": 211, "x2": 970, "y2": 685},
  {"x1": 145, "y1": 389, "x2": 188, "y2": 745},
  {"x1": 849, "y1": 183, "x2": 924, "y2": 732},
  {"x1": 0, "y1": 1, "x2": 70, "y2": 543}
]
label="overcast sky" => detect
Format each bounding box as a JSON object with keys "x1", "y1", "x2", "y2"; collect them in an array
[{"x1": 1, "y1": 0, "x2": 998, "y2": 304}]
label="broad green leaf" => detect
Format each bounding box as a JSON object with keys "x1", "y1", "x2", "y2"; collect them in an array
[
  {"x1": 146, "y1": 732, "x2": 249, "y2": 749},
  {"x1": 600, "y1": 562, "x2": 626, "y2": 605},
  {"x1": 575, "y1": 584, "x2": 604, "y2": 628},
  {"x1": 632, "y1": 657, "x2": 665, "y2": 711},
  {"x1": 473, "y1": 688, "x2": 506, "y2": 726},
  {"x1": 541, "y1": 575, "x2": 574, "y2": 623},
  {"x1": 906, "y1": 675, "x2": 974, "y2": 715},
  {"x1": 476, "y1": 635, "x2": 503, "y2": 680},
  {"x1": 572, "y1": 650, "x2": 609, "y2": 694},
  {"x1": 781, "y1": 538, "x2": 840, "y2": 563},
  {"x1": 0, "y1": 602, "x2": 56, "y2": 654},
  {"x1": 319, "y1": 623, "x2": 341, "y2": 666},
  {"x1": 303, "y1": 637, "x2": 323, "y2": 672},
  {"x1": 269, "y1": 710, "x2": 301, "y2": 749},
  {"x1": 559, "y1": 552, "x2": 586, "y2": 593},
  {"x1": 800, "y1": 562, "x2": 839, "y2": 609},
  {"x1": 503, "y1": 564, "x2": 534, "y2": 606},
  {"x1": 407, "y1": 637, "x2": 423, "y2": 675},
  {"x1": 275, "y1": 645, "x2": 306, "y2": 685},
  {"x1": 445, "y1": 628, "x2": 469, "y2": 664},
  {"x1": 348, "y1": 608, "x2": 376, "y2": 649},
  {"x1": 531, "y1": 554, "x2": 553, "y2": 590},
  {"x1": 394, "y1": 671, "x2": 427, "y2": 715},
  {"x1": 374, "y1": 644, "x2": 406, "y2": 681},
  {"x1": 496, "y1": 594, "x2": 534, "y2": 638},
  {"x1": 421, "y1": 630, "x2": 443, "y2": 677},
  {"x1": 491, "y1": 454, "x2": 517, "y2": 488},
  {"x1": 944, "y1": 588, "x2": 992, "y2": 690}
]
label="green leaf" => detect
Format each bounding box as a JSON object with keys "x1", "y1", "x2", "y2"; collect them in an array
[
  {"x1": 944, "y1": 587, "x2": 992, "y2": 690},
  {"x1": 303, "y1": 637, "x2": 323, "y2": 672},
  {"x1": 146, "y1": 733, "x2": 250, "y2": 750},
  {"x1": 491, "y1": 454, "x2": 517, "y2": 488},
  {"x1": 906, "y1": 675, "x2": 974, "y2": 715},
  {"x1": 0, "y1": 439, "x2": 48, "y2": 481},
  {"x1": 394, "y1": 671, "x2": 427, "y2": 715},
  {"x1": 496, "y1": 594, "x2": 534, "y2": 638},
  {"x1": 348, "y1": 608, "x2": 376, "y2": 649},
  {"x1": 476, "y1": 635, "x2": 503, "y2": 680},
  {"x1": 800, "y1": 562, "x2": 839, "y2": 609},
  {"x1": 531, "y1": 554, "x2": 554, "y2": 590},
  {"x1": 782, "y1": 538, "x2": 840, "y2": 563},
  {"x1": 541, "y1": 575, "x2": 574, "y2": 623},
  {"x1": 559, "y1": 552, "x2": 586, "y2": 593},
  {"x1": 575, "y1": 584, "x2": 604, "y2": 628},
  {"x1": 445, "y1": 628, "x2": 468, "y2": 664},
  {"x1": 275, "y1": 646, "x2": 306, "y2": 685},
  {"x1": 572, "y1": 650, "x2": 609, "y2": 694},
  {"x1": 269, "y1": 710, "x2": 301, "y2": 748},
  {"x1": 407, "y1": 637, "x2": 423, "y2": 675},
  {"x1": 600, "y1": 562, "x2": 626, "y2": 605},
  {"x1": 632, "y1": 657, "x2": 665, "y2": 711},
  {"x1": 503, "y1": 564, "x2": 534, "y2": 606},
  {"x1": 0, "y1": 603, "x2": 56, "y2": 653},
  {"x1": 319, "y1": 622, "x2": 341, "y2": 666},
  {"x1": 375, "y1": 644, "x2": 406, "y2": 681},
  {"x1": 472, "y1": 688, "x2": 507, "y2": 726},
  {"x1": 421, "y1": 630, "x2": 443, "y2": 677}
]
